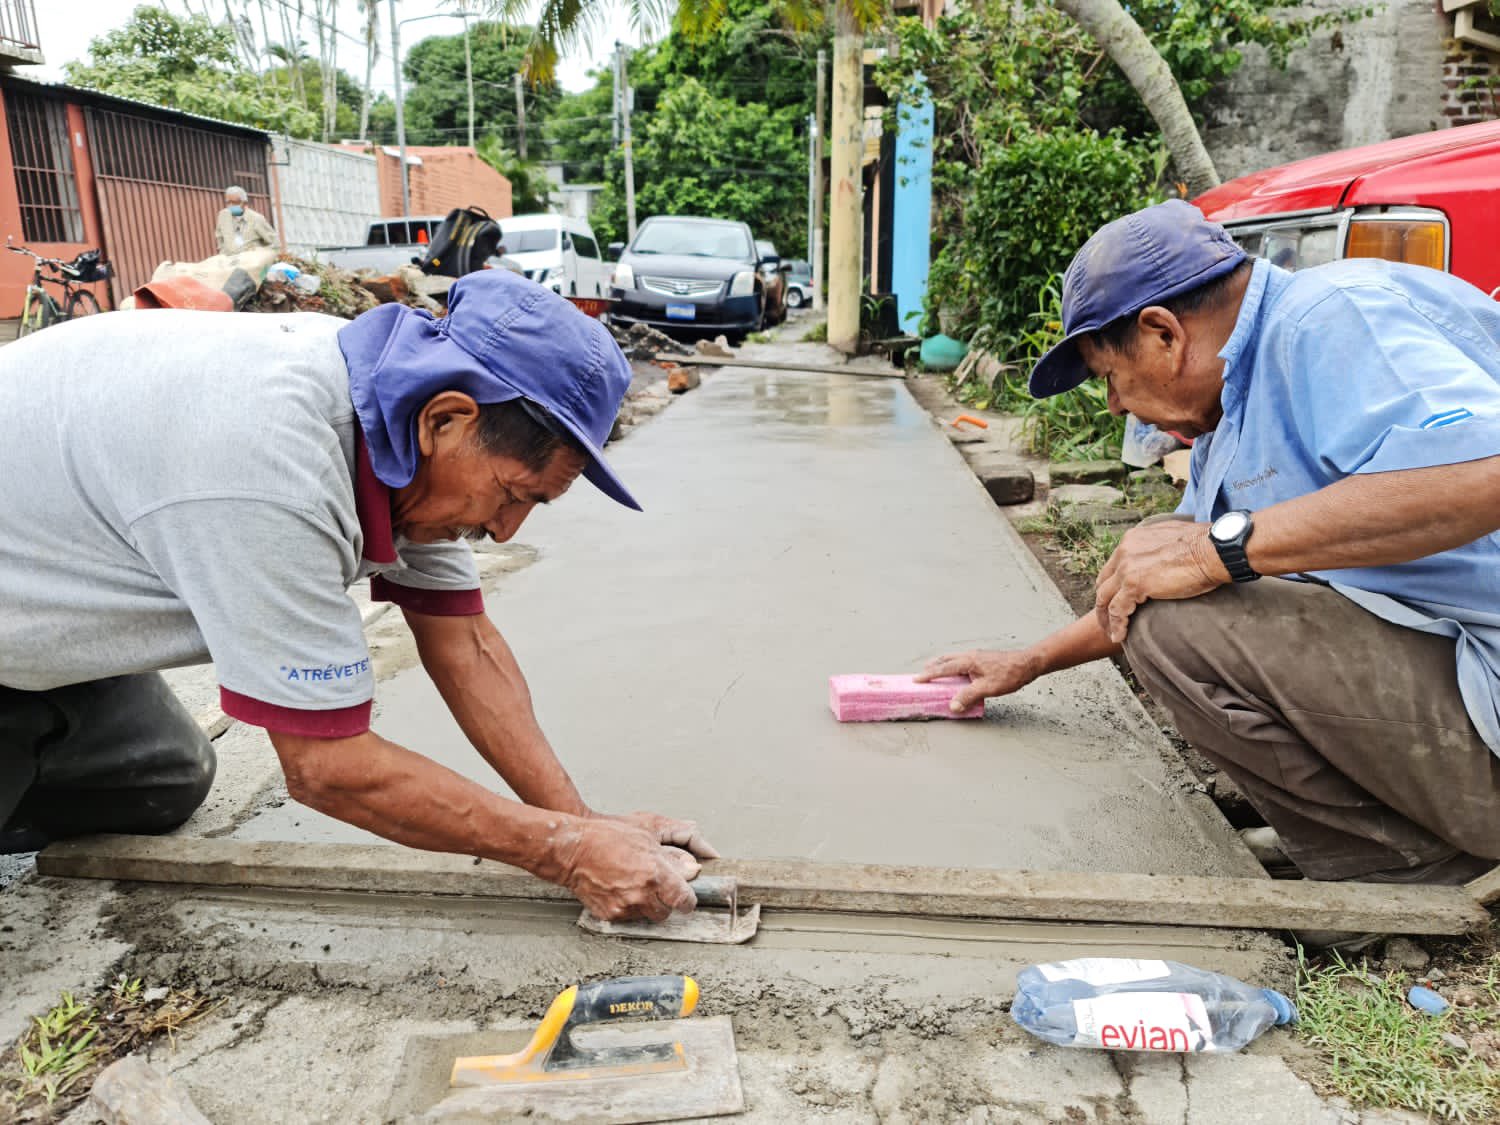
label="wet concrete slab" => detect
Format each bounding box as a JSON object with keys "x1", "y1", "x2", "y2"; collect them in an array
[{"x1": 233, "y1": 367, "x2": 1258, "y2": 878}]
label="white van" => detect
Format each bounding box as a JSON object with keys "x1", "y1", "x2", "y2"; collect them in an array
[{"x1": 495, "y1": 214, "x2": 610, "y2": 298}]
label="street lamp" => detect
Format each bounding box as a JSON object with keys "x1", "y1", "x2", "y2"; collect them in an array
[{"x1": 389, "y1": 4, "x2": 476, "y2": 219}]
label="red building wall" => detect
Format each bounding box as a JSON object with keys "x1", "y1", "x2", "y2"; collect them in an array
[{"x1": 344, "y1": 143, "x2": 513, "y2": 220}]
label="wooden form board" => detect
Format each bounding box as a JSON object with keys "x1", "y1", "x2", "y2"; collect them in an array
[
  {"x1": 36, "y1": 835, "x2": 1491, "y2": 936},
  {"x1": 676, "y1": 356, "x2": 908, "y2": 379}
]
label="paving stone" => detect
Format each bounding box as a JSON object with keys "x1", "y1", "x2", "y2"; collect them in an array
[
  {"x1": 1051, "y1": 460, "x2": 1128, "y2": 486},
  {"x1": 1050, "y1": 483, "x2": 1126, "y2": 507},
  {"x1": 966, "y1": 452, "x2": 1035, "y2": 505}
]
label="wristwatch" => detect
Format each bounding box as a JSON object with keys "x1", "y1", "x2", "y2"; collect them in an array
[{"x1": 1209, "y1": 509, "x2": 1259, "y2": 583}]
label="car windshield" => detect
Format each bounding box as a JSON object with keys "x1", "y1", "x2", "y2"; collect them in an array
[
  {"x1": 632, "y1": 220, "x2": 751, "y2": 260},
  {"x1": 500, "y1": 228, "x2": 559, "y2": 253}
]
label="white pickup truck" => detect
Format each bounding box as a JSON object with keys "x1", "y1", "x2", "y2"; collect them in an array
[{"x1": 314, "y1": 216, "x2": 444, "y2": 274}]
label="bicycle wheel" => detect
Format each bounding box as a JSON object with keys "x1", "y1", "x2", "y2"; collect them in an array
[
  {"x1": 66, "y1": 290, "x2": 101, "y2": 320},
  {"x1": 17, "y1": 292, "x2": 56, "y2": 337}
]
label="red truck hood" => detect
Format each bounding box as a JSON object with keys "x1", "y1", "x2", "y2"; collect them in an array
[{"x1": 1194, "y1": 120, "x2": 1500, "y2": 221}]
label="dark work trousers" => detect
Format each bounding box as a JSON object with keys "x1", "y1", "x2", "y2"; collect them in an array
[
  {"x1": 0, "y1": 673, "x2": 216, "y2": 851},
  {"x1": 1125, "y1": 577, "x2": 1500, "y2": 882}
]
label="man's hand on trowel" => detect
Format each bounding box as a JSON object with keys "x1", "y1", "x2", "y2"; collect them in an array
[{"x1": 558, "y1": 817, "x2": 711, "y2": 923}]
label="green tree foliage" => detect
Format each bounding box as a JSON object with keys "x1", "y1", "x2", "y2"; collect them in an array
[
  {"x1": 63, "y1": 6, "x2": 317, "y2": 137},
  {"x1": 879, "y1": 0, "x2": 1349, "y2": 347},
  {"x1": 401, "y1": 24, "x2": 559, "y2": 149},
  {"x1": 477, "y1": 137, "x2": 554, "y2": 213},
  {"x1": 589, "y1": 77, "x2": 807, "y2": 253},
  {"x1": 550, "y1": 0, "x2": 826, "y2": 253}
]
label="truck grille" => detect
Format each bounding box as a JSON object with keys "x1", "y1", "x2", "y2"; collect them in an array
[{"x1": 641, "y1": 276, "x2": 722, "y2": 299}]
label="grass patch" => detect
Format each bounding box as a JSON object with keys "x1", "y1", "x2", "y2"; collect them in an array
[
  {"x1": 800, "y1": 321, "x2": 828, "y2": 343},
  {"x1": 747, "y1": 331, "x2": 773, "y2": 344},
  {"x1": 1297, "y1": 950, "x2": 1500, "y2": 1122},
  {"x1": 1018, "y1": 504, "x2": 1123, "y2": 579},
  {"x1": 947, "y1": 281, "x2": 1125, "y2": 463},
  {"x1": 1, "y1": 977, "x2": 219, "y2": 1122}
]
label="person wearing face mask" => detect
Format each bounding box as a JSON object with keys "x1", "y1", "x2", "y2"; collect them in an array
[{"x1": 214, "y1": 185, "x2": 278, "y2": 257}]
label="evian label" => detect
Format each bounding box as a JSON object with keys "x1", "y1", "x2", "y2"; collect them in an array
[{"x1": 1071, "y1": 992, "x2": 1214, "y2": 1052}]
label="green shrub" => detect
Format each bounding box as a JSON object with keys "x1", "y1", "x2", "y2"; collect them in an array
[{"x1": 928, "y1": 128, "x2": 1161, "y2": 347}]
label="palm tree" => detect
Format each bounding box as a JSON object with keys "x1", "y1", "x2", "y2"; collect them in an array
[{"x1": 357, "y1": 0, "x2": 381, "y2": 141}]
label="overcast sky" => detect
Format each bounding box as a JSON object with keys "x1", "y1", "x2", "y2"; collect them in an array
[{"x1": 33, "y1": 0, "x2": 646, "y2": 94}]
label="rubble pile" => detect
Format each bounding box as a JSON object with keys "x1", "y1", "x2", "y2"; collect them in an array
[
  {"x1": 609, "y1": 321, "x2": 692, "y2": 362},
  {"x1": 247, "y1": 258, "x2": 446, "y2": 319}
]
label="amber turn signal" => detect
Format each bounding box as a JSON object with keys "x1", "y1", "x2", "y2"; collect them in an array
[{"x1": 1344, "y1": 219, "x2": 1446, "y2": 271}]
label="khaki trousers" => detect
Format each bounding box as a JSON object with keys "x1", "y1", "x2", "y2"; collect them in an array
[{"x1": 1124, "y1": 577, "x2": 1500, "y2": 881}]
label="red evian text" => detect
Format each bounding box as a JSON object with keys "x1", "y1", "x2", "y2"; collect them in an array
[{"x1": 1099, "y1": 1022, "x2": 1190, "y2": 1051}]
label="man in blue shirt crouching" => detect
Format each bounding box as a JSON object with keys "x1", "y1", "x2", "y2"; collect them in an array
[{"x1": 923, "y1": 200, "x2": 1500, "y2": 886}]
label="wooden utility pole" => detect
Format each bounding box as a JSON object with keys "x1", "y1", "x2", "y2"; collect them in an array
[
  {"x1": 514, "y1": 72, "x2": 527, "y2": 159},
  {"x1": 812, "y1": 48, "x2": 826, "y2": 313},
  {"x1": 826, "y1": 13, "x2": 862, "y2": 352}
]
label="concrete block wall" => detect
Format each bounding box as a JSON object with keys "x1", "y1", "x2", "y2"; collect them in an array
[
  {"x1": 273, "y1": 138, "x2": 381, "y2": 254},
  {"x1": 1202, "y1": 0, "x2": 1497, "y2": 180}
]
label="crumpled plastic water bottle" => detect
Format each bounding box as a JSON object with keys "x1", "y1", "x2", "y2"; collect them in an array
[{"x1": 1012, "y1": 958, "x2": 1296, "y2": 1053}]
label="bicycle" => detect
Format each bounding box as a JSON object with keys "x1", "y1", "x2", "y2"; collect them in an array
[{"x1": 8, "y1": 242, "x2": 110, "y2": 337}]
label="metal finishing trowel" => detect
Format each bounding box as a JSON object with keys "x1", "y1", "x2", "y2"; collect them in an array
[
  {"x1": 446, "y1": 975, "x2": 744, "y2": 1124},
  {"x1": 578, "y1": 876, "x2": 761, "y2": 944}
]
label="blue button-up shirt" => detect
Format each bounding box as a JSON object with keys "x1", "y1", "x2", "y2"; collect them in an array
[{"x1": 1178, "y1": 257, "x2": 1500, "y2": 752}]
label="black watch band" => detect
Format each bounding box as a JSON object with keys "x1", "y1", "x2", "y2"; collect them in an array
[{"x1": 1211, "y1": 510, "x2": 1259, "y2": 584}]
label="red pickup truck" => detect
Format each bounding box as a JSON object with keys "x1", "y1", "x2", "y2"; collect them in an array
[{"x1": 1193, "y1": 120, "x2": 1500, "y2": 300}]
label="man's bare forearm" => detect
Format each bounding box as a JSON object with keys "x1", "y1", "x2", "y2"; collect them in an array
[
  {"x1": 406, "y1": 609, "x2": 590, "y2": 817},
  {"x1": 268, "y1": 728, "x2": 581, "y2": 880},
  {"x1": 1246, "y1": 457, "x2": 1500, "y2": 577},
  {"x1": 1028, "y1": 612, "x2": 1123, "y2": 676}
]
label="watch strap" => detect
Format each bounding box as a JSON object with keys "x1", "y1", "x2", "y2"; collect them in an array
[{"x1": 1212, "y1": 510, "x2": 1259, "y2": 584}]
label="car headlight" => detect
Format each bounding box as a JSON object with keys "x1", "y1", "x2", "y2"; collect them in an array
[
  {"x1": 613, "y1": 263, "x2": 635, "y2": 289},
  {"x1": 729, "y1": 270, "x2": 755, "y2": 297}
]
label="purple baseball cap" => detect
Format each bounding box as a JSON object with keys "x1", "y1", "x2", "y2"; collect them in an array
[
  {"x1": 1029, "y1": 199, "x2": 1247, "y2": 399},
  {"x1": 340, "y1": 269, "x2": 641, "y2": 510}
]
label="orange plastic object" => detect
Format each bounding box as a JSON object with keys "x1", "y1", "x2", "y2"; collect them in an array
[
  {"x1": 951, "y1": 414, "x2": 990, "y2": 430},
  {"x1": 131, "y1": 276, "x2": 233, "y2": 312}
]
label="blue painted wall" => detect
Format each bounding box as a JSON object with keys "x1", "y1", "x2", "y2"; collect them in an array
[{"x1": 890, "y1": 82, "x2": 934, "y2": 334}]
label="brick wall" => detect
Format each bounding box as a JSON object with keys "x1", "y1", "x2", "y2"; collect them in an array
[
  {"x1": 342, "y1": 143, "x2": 512, "y2": 220},
  {"x1": 1442, "y1": 38, "x2": 1500, "y2": 126}
]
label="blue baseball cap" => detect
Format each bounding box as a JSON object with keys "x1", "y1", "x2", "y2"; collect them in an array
[
  {"x1": 1029, "y1": 199, "x2": 1247, "y2": 399},
  {"x1": 341, "y1": 269, "x2": 641, "y2": 510}
]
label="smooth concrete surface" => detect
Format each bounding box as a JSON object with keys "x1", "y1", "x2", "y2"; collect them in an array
[{"x1": 234, "y1": 367, "x2": 1258, "y2": 877}]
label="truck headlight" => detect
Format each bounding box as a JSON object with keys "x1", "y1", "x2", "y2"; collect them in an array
[
  {"x1": 729, "y1": 270, "x2": 755, "y2": 297},
  {"x1": 613, "y1": 263, "x2": 635, "y2": 289}
]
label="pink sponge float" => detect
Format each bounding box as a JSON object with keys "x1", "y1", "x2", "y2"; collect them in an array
[{"x1": 828, "y1": 674, "x2": 984, "y2": 722}]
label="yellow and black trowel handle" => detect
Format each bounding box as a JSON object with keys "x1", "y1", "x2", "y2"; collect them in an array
[{"x1": 450, "y1": 975, "x2": 700, "y2": 1086}]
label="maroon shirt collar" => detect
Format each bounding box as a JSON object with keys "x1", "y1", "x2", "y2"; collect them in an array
[{"x1": 354, "y1": 432, "x2": 399, "y2": 566}]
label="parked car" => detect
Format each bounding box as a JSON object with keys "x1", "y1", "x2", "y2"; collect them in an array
[
  {"x1": 1193, "y1": 119, "x2": 1500, "y2": 298},
  {"x1": 755, "y1": 239, "x2": 789, "y2": 326},
  {"x1": 315, "y1": 215, "x2": 447, "y2": 274},
  {"x1": 783, "y1": 259, "x2": 813, "y2": 309},
  {"x1": 607, "y1": 216, "x2": 777, "y2": 343},
  {"x1": 498, "y1": 214, "x2": 611, "y2": 297}
]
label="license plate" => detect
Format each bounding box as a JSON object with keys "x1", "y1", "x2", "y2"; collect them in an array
[{"x1": 665, "y1": 303, "x2": 696, "y2": 321}]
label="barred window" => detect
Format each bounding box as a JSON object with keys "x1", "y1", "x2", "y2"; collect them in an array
[{"x1": 5, "y1": 89, "x2": 84, "y2": 243}]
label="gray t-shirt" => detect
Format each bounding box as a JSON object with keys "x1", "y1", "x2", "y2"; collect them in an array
[{"x1": 0, "y1": 309, "x2": 480, "y2": 736}]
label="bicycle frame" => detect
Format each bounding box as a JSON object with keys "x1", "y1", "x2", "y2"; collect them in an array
[{"x1": 9, "y1": 243, "x2": 103, "y2": 335}]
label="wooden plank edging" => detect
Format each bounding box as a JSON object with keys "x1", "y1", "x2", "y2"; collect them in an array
[{"x1": 35, "y1": 836, "x2": 1490, "y2": 936}]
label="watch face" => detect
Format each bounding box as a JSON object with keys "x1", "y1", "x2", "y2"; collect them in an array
[{"x1": 1213, "y1": 511, "x2": 1250, "y2": 542}]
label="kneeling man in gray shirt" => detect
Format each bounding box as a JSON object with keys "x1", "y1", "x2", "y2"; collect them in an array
[{"x1": 0, "y1": 271, "x2": 713, "y2": 923}]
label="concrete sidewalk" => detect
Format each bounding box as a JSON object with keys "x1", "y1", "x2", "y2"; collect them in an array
[
  {"x1": 232, "y1": 364, "x2": 1259, "y2": 879},
  {"x1": 1, "y1": 352, "x2": 1425, "y2": 1124}
]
